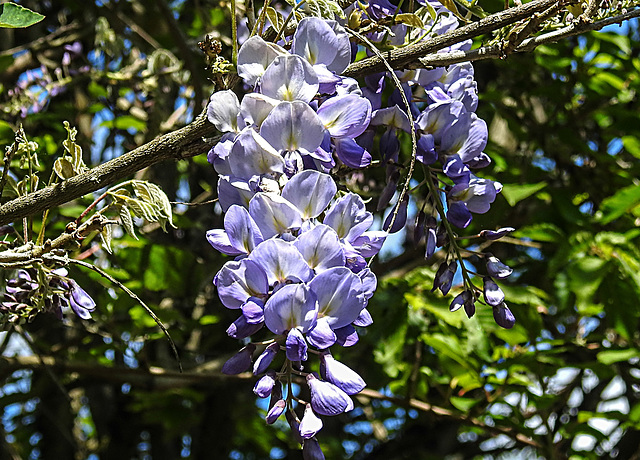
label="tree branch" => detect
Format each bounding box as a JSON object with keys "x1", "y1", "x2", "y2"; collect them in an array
[
  {"x1": 0, "y1": 111, "x2": 217, "y2": 226},
  {"x1": 415, "y1": 8, "x2": 640, "y2": 68},
  {"x1": 343, "y1": 0, "x2": 561, "y2": 78}
]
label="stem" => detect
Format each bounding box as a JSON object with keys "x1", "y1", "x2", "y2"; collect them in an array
[
  {"x1": 275, "y1": 0, "x2": 308, "y2": 43},
  {"x1": 231, "y1": 0, "x2": 238, "y2": 67},
  {"x1": 75, "y1": 190, "x2": 110, "y2": 226}
]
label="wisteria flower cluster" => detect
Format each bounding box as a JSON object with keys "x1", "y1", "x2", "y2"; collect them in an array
[
  {"x1": 206, "y1": 4, "x2": 517, "y2": 457},
  {"x1": 1, "y1": 267, "x2": 96, "y2": 324}
]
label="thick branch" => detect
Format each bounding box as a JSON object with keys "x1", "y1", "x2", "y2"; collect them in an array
[
  {"x1": 0, "y1": 111, "x2": 216, "y2": 226},
  {"x1": 416, "y1": 8, "x2": 640, "y2": 68},
  {"x1": 343, "y1": 0, "x2": 561, "y2": 77}
]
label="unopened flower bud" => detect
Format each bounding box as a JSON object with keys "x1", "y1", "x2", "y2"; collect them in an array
[
  {"x1": 253, "y1": 342, "x2": 280, "y2": 375},
  {"x1": 303, "y1": 438, "x2": 325, "y2": 460},
  {"x1": 253, "y1": 370, "x2": 277, "y2": 398},
  {"x1": 299, "y1": 404, "x2": 323, "y2": 439},
  {"x1": 286, "y1": 328, "x2": 308, "y2": 362},
  {"x1": 320, "y1": 352, "x2": 365, "y2": 395},
  {"x1": 221, "y1": 344, "x2": 256, "y2": 375},
  {"x1": 480, "y1": 227, "x2": 515, "y2": 241},
  {"x1": 307, "y1": 373, "x2": 354, "y2": 416},
  {"x1": 265, "y1": 399, "x2": 286, "y2": 424},
  {"x1": 486, "y1": 255, "x2": 513, "y2": 279},
  {"x1": 493, "y1": 303, "x2": 516, "y2": 329},
  {"x1": 483, "y1": 277, "x2": 505, "y2": 306},
  {"x1": 450, "y1": 290, "x2": 471, "y2": 312}
]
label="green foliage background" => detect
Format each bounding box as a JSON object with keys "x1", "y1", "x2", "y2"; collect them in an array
[{"x1": 0, "y1": 1, "x2": 639, "y2": 459}]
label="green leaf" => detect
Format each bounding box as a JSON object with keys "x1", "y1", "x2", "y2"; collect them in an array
[
  {"x1": 450, "y1": 396, "x2": 481, "y2": 412},
  {"x1": 596, "y1": 184, "x2": 640, "y2": 224},
  {"x1": 119, "y1": 206, "x2": 138, "y2": 240},
  {"x1": 0, "y1": 3, "x2": 44, "y2": 28},
  {"x1": 621, "y1": 135, "x2": 640, "y2": 160},
  {"x1": 100, "y1": 224, "x2": 113, "y2": 254},
  {"x1": 53, "y1": 158, "x2": 75, "y2": 180},
  {"x1": 395, "y1": 13, "x2": 424, "y2": 28},
  {"x1": 597, "y1": 349, "x2": 640, "y2": 365},
  {"x1": 435, "y1": 0, "x2": 464, "y2": 20},
  {"x1": 514, "y1": 223, "x2": 565, "y2": 243},
  {"x1": 501, "y1": 182, "x2": 547, "y2": 206}
]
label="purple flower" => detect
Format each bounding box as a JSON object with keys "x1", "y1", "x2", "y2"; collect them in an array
[
  {"x1": 299, "y1": 404, "x2": 323, "y2": 439},
  {"x1": 286, "y1": 328, "x2": 309, "y2": 361},
  {"x1": 253, "y1": 343, "x2": 280, "y2": 375},
  {"x1": 480, "y1": 227, "x2": 515, "y2": 240},
  {"x1": 266, "y1": 399, "x2": 286, "y2": 424},
  {"x1": 493, "y1": 303, "x2": 516, "y2": 329},
  {"x1": 221, "y1": 344, "x2": 256, "y2": 375},
  {"x1": 306, "y1": 373, "x2": 354, "y2": 416},
  {"x1": 68, "y1": 281, "x2": 96, "y2": 320},
  {"x1": 483, "y1": 277, "x2": 505, "y2": 307},
  {"x1": 486, "y1": 255, "x2": 513, "y2": 279},
  {"x1": 302, "y1": 438, "x2": 325, "y2": 460},
  {"x1": 320, "y1": 352, "x2": 366, "y2": 395},
  {"x1": 253, "y1": 370, "x2": 277, "y2": 397}
]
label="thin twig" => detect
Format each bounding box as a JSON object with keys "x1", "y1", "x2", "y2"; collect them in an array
[{"x1": 46, "y1": 255, "x2": 183, "y2": 373}]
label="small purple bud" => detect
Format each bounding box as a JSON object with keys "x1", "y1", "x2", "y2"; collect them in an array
[
  {"x1": 450, "y1": 290, "x2": 471, "y2": 312},
  {"x1": 221, "y1": 344, "x2": 256, "y2": 375},
  {"x1": 433, "y1": 261, "x2": 457, "y2": 296},
  {"x1": 377, "y1": 169, "x2": 399, "y2": 212},
  {"x1": 436, "y1": 223, "x2": 448, "y2": 247},
  {"x1": 413, "y1": 210, "x2": 426, "y2": 246},
  {"x1": 307, "y1": 373, "x2": 354, "y2": 416},
  {"x1": 286, "y1": 410, "x2": 304, "y2": 444},
  {"x1": 69, "y1": 281, "x2": 96, "y2": 319},
  {"x1": 253, "y1": 370, "x2": 277, "y2": 398},
  {"x1": 299, "y1": 404, "x2": 324, "y2": 439},
  {"x1": 493, "y1": 303, "x2": 516, "y2": 328},
  {"x1": 265, "y1": 399, "x2": 286, "y2": 424},
  {"x1": 382, "y1": 194, "x2": 409, "y2": 234},
  {"x1": 424, "y1": 216, "x2": 437, "y2": 259},
  {"x1": 480, "y1": 227, "x2": 515, "y2": 241},
  {"x1": 483, "y1": 277, "x2": 505, "y2": 307},
  {"x1": 253, "y1": 343, "x2": 280, "y2": 375},
  {"x1": 302, "y1": 438, "x2": 325, "y2": 460},
  {"x1": 320, "y1": 352, "x2": 366, "y2": 395},
  {"x1": 226, "y1": 315, "x2": 264, "y2": 339},
  {"x1": 464, "y1": 296, "x2": 476, "y2": 318},
  {"x1": 486, "y1": 255, "x2": 513, "y2": 279},
  {"x1": 286, "y1": 328, "x2": 308, "y2": 362}
]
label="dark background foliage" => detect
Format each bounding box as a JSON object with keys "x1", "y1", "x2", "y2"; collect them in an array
[{"x1": 1, "y1": 0, "x2": 640, "y2": 459}]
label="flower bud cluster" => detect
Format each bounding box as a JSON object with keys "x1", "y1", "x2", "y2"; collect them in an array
[{"x1": 1, "y1": 268, "x2": 96, "y2": 324}]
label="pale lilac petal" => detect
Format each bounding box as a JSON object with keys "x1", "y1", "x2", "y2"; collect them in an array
[
  {"x1": 228, "y1": 129, "x2": 285, "y2": 179},
  {"x1": 261, "y1": 54, "x2": 319, "y2": 103},
  {"x1": 483, "y1": 277, "x2": 505, "y2": 307},
  {"x1": 323, "y1": 193, "x2": 373, "y2": 241},
  {"x1": 242, "y1": 297, "x2": 265, "y2": 324},
  {"x1": 237, "y1": 36, "x2": 286, "y2": 87},
  {"x1": 260, "y1": 101, "x2": 325, "y2": 154},
  {"x1": 248, "y1": 239, "x2": 314, "y2": 286},
  {"x1": 205, "y1": 229, "x2": 244, "y2": 256},
  {"x1": 249, "y1": 193, "x2": 303, "y2": 239},
  {"x1": 239, "y1": 93, "x2": 279, "y2": 128},
  {"x1": 214, "y1": 259, "x2": 269, "y2": 309},
  {"x1": 306, "y1": 317, "x2": 337, "y2": 349},
  {"x1": 207, "y1": 90, "x2": 240, "y2": 133},
  {"x1": 225, "y1": 205, "x2": 264, "y2": 254},
  {"x1": 217, "y1": 176, "x2": 255, "y2": 211},
  {"x1": 358, "y1": 269, "x2": 377, "y2": 300},
  {"x1": 353, "y1": 308, "x2": 372, "y2": 327},
  {"x1": 350, "y1": 231, "x2": 386, "y2": 258},
  {"x1": 292, "y1": 17, "x2": 340, "y2": 68},
  {"x1": 370, "y1": 105, "x2": 411, "y2": 132},
  {"x1": 334, "y1": 138, "x2": 372, "y2": 168},
  {"x1": 309, "y1": 267, "x2": 366, "y2": 329},
  {"x1": 335, "y1": 325, "x2": 358, "y2": 347},
  {"x1": 282, "y1": 170, "x2": 337, "y2": 219},
  {"x1": 440, "y1": 112, "x2": 487, "y2": 163},
  {"x1": 294, "y1": 224, "x2": 345, "y2": 272},
  {"x1": 316, "y1": 94, "x2": 371, "y2": 138},
  {"x1": 264, "y1": 283, "x2": 318, "y2": 334}
]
